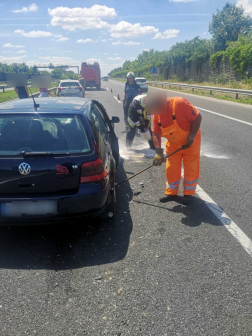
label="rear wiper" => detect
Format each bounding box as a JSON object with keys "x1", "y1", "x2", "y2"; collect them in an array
[{"x1": 21, "y1": 151, "x2": 70, "y2": 157}]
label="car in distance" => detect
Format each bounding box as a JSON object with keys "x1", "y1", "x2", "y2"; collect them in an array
[
  {"x1": 103, "y1": 77, "x2": 108, "y2": 81},
  {"x1": 135, "y1": 77, "x2": 148, "y2": 93},
  {"x1": 0, "y1": 97, "x2": 120, "y2": 225},
  {"x1": 57, "y1": 80, "x2": 84, "y2": 98}
]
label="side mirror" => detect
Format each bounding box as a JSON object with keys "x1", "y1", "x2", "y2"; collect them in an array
[{"x1": 111, "y1": 116, "x2": 120, "y2": 123}]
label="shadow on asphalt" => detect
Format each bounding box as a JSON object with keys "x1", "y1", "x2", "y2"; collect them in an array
[
  {"x1": 134, "y1": 197, "x2": 225, "y2": 227},
  {"x1": 0, "y1": 160, "x2": 132, "y2": 270}
]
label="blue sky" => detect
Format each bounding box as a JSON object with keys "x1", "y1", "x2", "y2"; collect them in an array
[{"x1": 0, "y1": 0, "x2": 251, "y2": 75}]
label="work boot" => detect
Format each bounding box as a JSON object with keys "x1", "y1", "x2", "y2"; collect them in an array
[
  {"x1": 126, "y1": 139, "x2": 133, "y2": 149},
  {"x1": 148, "y1": 140, "x2": 155, "y2": 150},
  {"x1": 159, "y1": 195, "x2": 178, "y2": 203}
]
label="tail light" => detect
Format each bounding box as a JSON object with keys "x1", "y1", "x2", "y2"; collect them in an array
[
  {"x1": 145, "y1": 82, "x2": 148, "y2": 85},
  {"x1": 58, "y1": 87, "x2": 65, "y2": 91},
  {"x1": 75, "y1": 86, "x2": 82, "y2": 90},
  {"x1": 80, "y1": 158, "x2": 106, "y2": 183}
]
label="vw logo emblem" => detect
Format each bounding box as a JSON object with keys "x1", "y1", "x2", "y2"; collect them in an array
[{"x1": 19, "y1": 163, "x2": 31, "y2": 175}]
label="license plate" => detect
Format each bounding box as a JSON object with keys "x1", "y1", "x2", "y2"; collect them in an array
[{"x1": 1, "y1": 201, "x2": 58, "y2": 217}]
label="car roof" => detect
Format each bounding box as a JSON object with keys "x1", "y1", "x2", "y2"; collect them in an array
[
  {"x1": 135, "y1": 77, "x2": 146, "y2": 80},
  {"x1": 0, "y1": 97, "x2": 90, "y2": 113},
  {"x1": 60, "y1": 79, "x2": 80, "y2": 82}
]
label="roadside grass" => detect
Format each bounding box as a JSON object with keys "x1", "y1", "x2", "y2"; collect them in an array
[
  {"x1": 0, "y1": 87, "x2": 57, "y2": 104},
  {"x1": 111, "y1": 78, "x2": 252, "y2": 105}
]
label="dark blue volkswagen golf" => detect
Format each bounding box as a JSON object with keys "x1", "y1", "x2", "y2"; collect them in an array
[{"x1": 0, "y1": 97, "x2": 119, "y2": 225}]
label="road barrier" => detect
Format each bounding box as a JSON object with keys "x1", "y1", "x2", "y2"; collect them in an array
[{"x1": 148, "y1": 81, "x2": 252, "y2": 99}]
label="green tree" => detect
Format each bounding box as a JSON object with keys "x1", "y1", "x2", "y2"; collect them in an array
[{"x1": 209, "y1": 2, "x2": 252, "y2": 51}]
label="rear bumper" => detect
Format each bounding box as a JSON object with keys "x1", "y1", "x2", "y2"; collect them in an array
[{"x1": 0, "y1": 183, "x2": 110, "y2": 225}]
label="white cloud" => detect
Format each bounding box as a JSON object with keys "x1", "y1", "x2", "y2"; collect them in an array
[
  {"x1": 16, "y1": 50, "x2": 26, "y2": 54},
  {"x1": 77, "y1": 38, "x2": 94, "y2": 43},
  {"x1": 114, "y1": 53, "x2": 118, "y2": 55},
  {"x1": 143, "y1": 49, "x2": 150, "y2": 52},
  {"x1": 108, "y1": 57, "x2": 122, "y2": 60},
  {"x1": 13, "y1": 3, "x2": 38, "y2": 13},
  {"x1": 203, "y1": 32, "x2": 207, "y2": 35},
  {"x1": 169, "y1": 0, "x2": 195, "y2": 2},
  {"x1": 3, "y1": 43, "x2": 24, "y2": 48},
  {"x1": 112, "y1": 40, "x2": 141, "y2": 45},
  {"x1": 65, "y1": 50, "x2": 71, "y2": 53},
  {"x1": 56, "y1": 37, "x2": 69, "y2": 42},
  {"x1": 14, "y1": 30, "x2": 53, "y2": 37},
  {"x1": 109, "y1": 21, "x2": 158, "y2": 38},
  {"x1": 104, "y1": 53, "x2": 108, "y2": 55},
  {"x1": 152, "y1": 29, "x2": 179, "y2": 39},
  {"x1": 101, "y1": 39, "x2": 107, "y2": 42},
  {"x1": 0, "y1": 55, "x2": 27, "y2": 63},
  {"x1": 48, "y1": 5, "x2": 116, "y2": 31},
  {"x1": 236, "y1": 0, "x2": 252, "y2": 15}
]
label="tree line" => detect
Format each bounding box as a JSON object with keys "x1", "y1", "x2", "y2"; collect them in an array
[
  {"x1": 109, "y1": 3, "x2": 252, "y2": 80},
  {"x1": 0, "y1": 63, "x2": 79, "y2": 80}
]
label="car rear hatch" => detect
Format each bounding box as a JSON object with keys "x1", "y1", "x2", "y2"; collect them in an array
[
  {"x1": 59, "y1": 82, "x2": 82, "y2": 96},
  {"x1": 0, "y1": 113, "x2": 94, "y2": 196}
]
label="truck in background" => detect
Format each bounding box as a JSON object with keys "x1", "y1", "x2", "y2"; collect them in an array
[{"x1": 80, "y1": 62, "x2": 101, "y2": 90}]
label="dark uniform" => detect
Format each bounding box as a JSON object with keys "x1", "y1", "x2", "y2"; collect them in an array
[
  {"x1": 126, "y1": 95, "x2": 155, "y2": 149},
  {"x1": 123, "y1": 81, "x2": 141, "y2": 129}
]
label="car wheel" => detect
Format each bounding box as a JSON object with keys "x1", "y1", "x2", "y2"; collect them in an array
[{"x1": 99, "y1": 173, "x2": 116, "y2": 220}]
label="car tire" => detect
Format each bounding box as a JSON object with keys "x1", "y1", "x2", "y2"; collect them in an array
[{"x1": 99, "y1": 173, "x2": 116, "y2": 220}]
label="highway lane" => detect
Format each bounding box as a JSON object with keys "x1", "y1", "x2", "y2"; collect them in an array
[
  {"x1": 0, "y1": 84, "x2": 251, "y2": 335},
  {"x1": 109, "y1": 80, "x2": 252, "y2": 240}
]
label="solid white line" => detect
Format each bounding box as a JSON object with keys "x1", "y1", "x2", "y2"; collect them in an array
[
  {"x1": 111, "y1": 80, "x2": 252, "y2": 127},
  {"x1": 180, "y1": 168, "x2": 252, "y2": 256},
  {"x1": 114, "y1": 96, "x2": 121, "y2": 104},
  {"x1": 196, "y1": 184, "x2": 252, "y2": 257},
  {"x1": 195, "y1": 107, "x2": 252, "y2": 127}
]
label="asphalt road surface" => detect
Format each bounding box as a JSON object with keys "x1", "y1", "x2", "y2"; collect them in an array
[{"x1": 1, "y1": 81, "x2": 252, "y2": 336}]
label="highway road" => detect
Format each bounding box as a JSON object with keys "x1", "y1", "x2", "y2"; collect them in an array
[{"x1": 0, "y1": 80, "x2": 252, "y2": 336}]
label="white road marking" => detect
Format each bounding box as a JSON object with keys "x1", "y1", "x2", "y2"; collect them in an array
[
  {"x1": 110, "y1": 80, "x2": 252, "y2": 127},
  {"x1": 106, "y1": 87, "x2": 109, "y2": 90},
  {"x1": 195, "y1": 107, "x2": 252, "y2": 127},
  {"x1": 181, "y1": 168, "x2": 252, "y2": 257},
  {"x1": 196, "y1": 184, "x2": 252, "y2": 257},
  {"x1": 114, "y1": 96, "x2": 121, "y2": 104}
]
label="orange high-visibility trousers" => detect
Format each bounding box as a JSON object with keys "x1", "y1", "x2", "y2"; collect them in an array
[{"x1": 165, "y1": 131, "x2": 201, "y2": 195}]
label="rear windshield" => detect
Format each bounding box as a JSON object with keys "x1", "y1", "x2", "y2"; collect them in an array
[
  {"x1": 136, "y1": 79, "x2": 146, "y2": 83},
  {"x1": 60, "y1": 82, "x2": 80, "y2": 87},
  {"x1": 0, "y1": 114, "x2": 90, "y2": 156}
]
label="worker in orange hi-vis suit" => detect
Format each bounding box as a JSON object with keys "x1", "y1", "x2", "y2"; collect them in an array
[{"x1": 152, "y1": 96, "x2": 202, "y2": 203}]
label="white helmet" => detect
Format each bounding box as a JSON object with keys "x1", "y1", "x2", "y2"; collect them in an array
[
  {"x1": 126, "y1": 71, "x2": 135, "y2": 79},
  {"x1": 139, "y1": 128, "x2": 152, "y2": 141}
]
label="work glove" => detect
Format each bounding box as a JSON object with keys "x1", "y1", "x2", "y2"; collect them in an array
[
  {"x1": 153, "y1": 148, "x2": 164, "y2": 166},
  {"x1": 182, "y1": 132, "x2": 196, "y2": 150}
]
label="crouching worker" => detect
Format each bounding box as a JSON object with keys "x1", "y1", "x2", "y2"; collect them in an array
[
  {"x1": 152, "y1": 97, "x2": 202, "y2": 203},
  {"x1": 126, "y1": 94, "x2": 155, "y2": 149}
]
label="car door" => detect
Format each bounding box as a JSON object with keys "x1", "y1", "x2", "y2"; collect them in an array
[
  {"x1": 90, "y1": 103, "x2": 112, "y2": 178},
  {"x1": 94, "y1": 101, "x2": 119, "y2": 167}
]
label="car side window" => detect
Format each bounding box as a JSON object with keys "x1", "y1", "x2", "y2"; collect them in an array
[{"x1": 90, "y1": 104, "x2": 108, "y2": 142}]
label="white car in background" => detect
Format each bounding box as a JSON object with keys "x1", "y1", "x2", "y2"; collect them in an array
[
  {"x1": 135, "y1": 77, "x2": 148, "y2": 93},
  {"x1": 57, "y1": 80, "x2": 84, "y2": 98}
]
